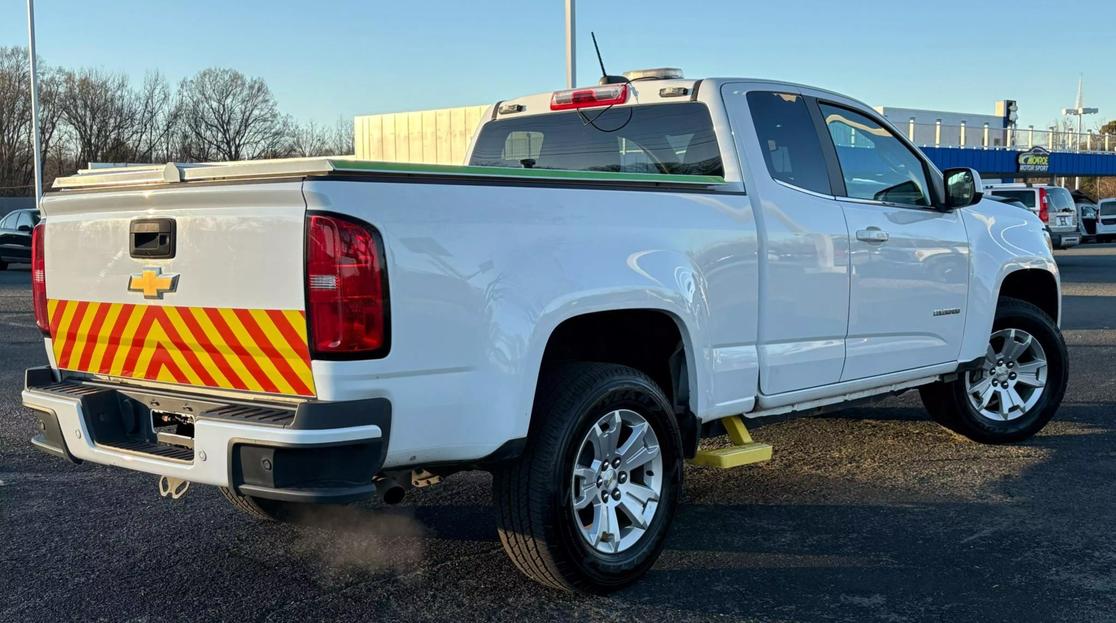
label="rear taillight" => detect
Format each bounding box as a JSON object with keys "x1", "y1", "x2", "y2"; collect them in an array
[
  {"x1": 550, "y1": 83, "x2": 629, "y2": 110},
  {"x1": 1038, "y1": 188, "x2": 1050, "y2": 223},
  {"x1": 305, "y1": 214, "x2": 388, "y2": 358},
  {"x1": 31, "y1": 223, "x2": 48, "y2": 335}
]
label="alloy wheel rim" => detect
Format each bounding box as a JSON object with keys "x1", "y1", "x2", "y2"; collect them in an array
[
  {"x1": 570, "y1": 409, "x2": 664, "y2": 554},
  {"x1": 965, "y1": 328, "x2": 1048, "y2": 422}
]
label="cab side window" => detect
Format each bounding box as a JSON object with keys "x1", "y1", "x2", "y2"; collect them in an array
[
  {"x1": 746, "y1": 91, "x2": 832, "y2": 195},
  {"x1": 819, "y1": 103, "x2": 931, "y2": 207},
  {"x1": 0, "y1": 213, "x2": 17, "y2": 230}
]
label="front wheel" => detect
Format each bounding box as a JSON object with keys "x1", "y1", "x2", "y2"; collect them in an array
[
  {"x1": 493, "y1": 363, "x2": 683, "y2": 593},
  {"x1": 920, "y1": 297, "x2": 1068, "y2": 443}
]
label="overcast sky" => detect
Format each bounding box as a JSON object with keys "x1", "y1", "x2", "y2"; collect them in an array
[{"x1": 1, "y1": 0, "x2": 1111, "y2": 130}]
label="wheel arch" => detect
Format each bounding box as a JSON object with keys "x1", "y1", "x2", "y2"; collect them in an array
[
  {"x1": 533, "y1": 308, "x2": 702, "y2": 457},
  {"x1": 998, "y1": 268, "x2": 1060, "y2": 325}
]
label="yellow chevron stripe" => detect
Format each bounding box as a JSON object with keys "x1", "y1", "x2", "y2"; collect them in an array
[
  {"x1": 86, "y1": 303, "x2": 123, "y2": 373},
  {"x1": 66, "y1": 302, "x2": 101, "y2": 370},
  {"x1": 186, "y1": 307, "x2": 264, "y2": 393},
  {"x1": 162, "y1": 306, "x2": 233, "y2": 389},
  {"x1": 218, "y1": 308, "x2": 295, "y2": 395},
  {"x1": 83, "y1": 303, "x2": 119, "y2": 375},
  {"x1": 47, "y1": 299, "x2": 316, "y2": 397},
  {"x1": 108, "y1": 305, "x2": 145, "y2": 376},
  {"x1": 52, "y1": 301, "x2": 80, "y2": 366},
  {"x1": 249, "y1": 309, "x2": 314, "y2": 392}
]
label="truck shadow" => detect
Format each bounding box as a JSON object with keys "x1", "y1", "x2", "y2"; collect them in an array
[
  {"x1": 272, "y1": 404, "x2": 1115, "y2": 621},
  {"x1": 616, "y1": 402, "x2": 1116, "y2": 621}
]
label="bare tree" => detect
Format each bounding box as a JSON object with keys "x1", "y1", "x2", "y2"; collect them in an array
[
  {"x1": 0, "y1": 46, "x2": 62, "y2": 197},
  {"x1": 130, "y1": 72, "x2": 176, "y2": 163},
  {"x1": 287, "y1": 120, "x2": 332, "y2": 157},
  {"x1": 58, "y1": 68, "x2": 139, "y2": 165},
  {"x1": 286, "y1": 116, "x2": 355, "y2": 158},
  {"x1": 177, "y1": 68, "x2": 289, "y2": 161},
  {"x1": 330, "y1": 116, "x2": 354, "y2": 156}
]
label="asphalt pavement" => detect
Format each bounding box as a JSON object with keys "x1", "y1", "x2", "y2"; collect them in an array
[{"x1": 2, "y1": 247, "x2": 1115, "y2": 623}]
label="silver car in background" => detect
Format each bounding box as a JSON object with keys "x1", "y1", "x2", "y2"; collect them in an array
[{"x1": 985, "y1": 183, "x2": 1080, "y2": 249}]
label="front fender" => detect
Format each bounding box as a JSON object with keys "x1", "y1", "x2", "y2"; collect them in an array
[{"x1": 959, "y1": 200, "x2": 1059, "y2": 362}]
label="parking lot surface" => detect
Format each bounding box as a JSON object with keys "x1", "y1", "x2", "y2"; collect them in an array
[{"x1": 2, "y1": 246, "x2": 1115, "y2": 622}]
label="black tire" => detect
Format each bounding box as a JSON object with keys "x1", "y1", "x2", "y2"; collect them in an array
[
  {"x1": 219, "y1": 487, "x2": 304, "y2": 522},
  {"x1": 493, "y1": 362, "x2": 683, "y2": 593},
  {"x1": 920, "y1": 297, "x2": 1068, "y2": 443}
]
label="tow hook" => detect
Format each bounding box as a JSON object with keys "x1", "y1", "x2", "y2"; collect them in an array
[{"x1": 158, "y1": 476, "x2": 190, "y2": 499}]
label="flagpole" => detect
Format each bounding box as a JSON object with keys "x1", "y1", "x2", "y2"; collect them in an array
[
  {"x1": 565, "y1": 0, "x2": 576, "y2": 88},
  {"x1": 27, "y1": 0, "x2": 43, "y2": 208}
]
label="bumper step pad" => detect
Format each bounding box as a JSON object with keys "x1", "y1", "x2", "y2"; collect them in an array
[{"x1": 689, "y1": 415, "x2": 772, "y2": 469}]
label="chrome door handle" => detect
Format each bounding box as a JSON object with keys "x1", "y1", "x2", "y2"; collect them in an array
[{"x1": 856, "y1": 228, "x2": 889, "y2": 243}]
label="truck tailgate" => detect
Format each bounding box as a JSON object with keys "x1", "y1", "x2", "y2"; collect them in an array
[{"x1": 41, "y1": 182, "x2": 315, "y2": 398}]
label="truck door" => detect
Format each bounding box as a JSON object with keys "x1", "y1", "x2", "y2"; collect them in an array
[
  {"x1": 814, "y1": 101, "x2": 969, "y2": 380},
  {"x1": 721, "y1": 86, "x2": 851, "y2": 395}
]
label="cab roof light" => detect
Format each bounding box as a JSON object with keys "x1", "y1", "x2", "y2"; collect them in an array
[
  {"x1": 659, "y1": 86, "x2": 689, "y2": 98},
  {"x1": 623, "y1": 67, "x2": 684, "y2": 81},
  {"x1": 550, "y1": 83, "x2": 629, "y2": 111},
  {"x1": 498, "y1": 103, "x2": 526, "y2": 115}
]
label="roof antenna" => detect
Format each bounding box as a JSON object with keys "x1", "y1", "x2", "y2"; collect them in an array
[{"x1": 591, "y1": 32, "x2": 627, "y2": 85}]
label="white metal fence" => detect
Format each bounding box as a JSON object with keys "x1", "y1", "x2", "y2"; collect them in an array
[{"x1": 902, "y1": 120, "x2": 1116, "y2": 153}]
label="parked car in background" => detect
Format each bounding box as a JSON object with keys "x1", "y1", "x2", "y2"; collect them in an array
[
  {"x1": 1098, "y1": 198, "x2": 1116, "y2": 243},
  {"x1": 1077, "y1": 202, "x2": 1097, "y2": 242},
  {"x1": 984, "y1": 183, "x2": 1079, "y2": 249},
  {"x1": 0, "y1": 208, "x2": 41, "y2": 269},
  {"x1": 987, "y1": 194, "x2": 1029, "y2": 211}
]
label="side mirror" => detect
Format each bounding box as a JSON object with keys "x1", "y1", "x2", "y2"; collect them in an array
[{"x1": 943, "y1": 167, "x2": 983, "y2": 209}]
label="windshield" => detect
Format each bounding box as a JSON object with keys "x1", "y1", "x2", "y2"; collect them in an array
[{"x1": 469, "y1": 103, "x2": 723, "y2": 177}]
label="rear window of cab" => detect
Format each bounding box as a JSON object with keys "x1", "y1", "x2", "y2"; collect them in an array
[{"x1": 469, "y1": 102, "x2": 723, "y2": 178}]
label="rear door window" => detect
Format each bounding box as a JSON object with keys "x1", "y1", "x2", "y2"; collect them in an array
[
  {"x1": 1047, "y1": 187, "x2": 1075, "y2": 212},
  {"x1": 0, "y1": 213, "x2": 16, "y2": 229},
  {"x1": 745, "y1": 91, "x2": 832, "y2": 195},
  {"x1": 470, "y1": 103, "x2": 723, "y2": 177}
]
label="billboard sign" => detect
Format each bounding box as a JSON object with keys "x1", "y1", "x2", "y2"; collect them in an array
[{"x1": 1018, "y1": 146, "x2": 1051, "y2": 174}]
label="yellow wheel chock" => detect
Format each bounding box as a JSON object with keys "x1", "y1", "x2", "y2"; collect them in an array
[{"x1": 688, "y1": 415, "x2": 772, "y2": 469}]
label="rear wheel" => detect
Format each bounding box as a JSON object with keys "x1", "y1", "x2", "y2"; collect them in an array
[
  {"x1": 493, "y1": 363, "x2": 683, "y2": 593},
  {"x1": 920, "y1": 297, "x2": 1068, "y2": 443}
]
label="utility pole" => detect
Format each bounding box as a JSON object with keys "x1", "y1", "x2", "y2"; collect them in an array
[
  {"x1": 565, "y1": 0, "x2": 576, "y2": 88},
  {"x1": 26, "y1": 0, "x2": 43, "y2": 208}
]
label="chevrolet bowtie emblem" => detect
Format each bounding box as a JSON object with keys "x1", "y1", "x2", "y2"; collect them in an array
[{"x1": 128, "y1": 267, "x2": 179, "y2": 299}]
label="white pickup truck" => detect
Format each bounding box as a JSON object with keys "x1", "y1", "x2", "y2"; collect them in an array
[{"x1": 23, "y1": 70, "x2": 1067, "y2": 593}]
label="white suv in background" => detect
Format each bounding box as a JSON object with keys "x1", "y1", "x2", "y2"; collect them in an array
[
  {"x1": 984, "y1": 184, "x2": 1080, "y2": 249},
  {"x1": 1097, "y1": 198, "x2": 1116, "y2": 243}
]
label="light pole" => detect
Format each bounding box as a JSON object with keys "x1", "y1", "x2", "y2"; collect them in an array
[
  {"x1": 565, "y1": 0, "x2": 576, "y2": 88},
  {"x1": 26, "y1": 0, "x2": 43, "y2": 208},
  {"x1": 1062, "y1": 76, "x2": 1098, "y2": 152}
]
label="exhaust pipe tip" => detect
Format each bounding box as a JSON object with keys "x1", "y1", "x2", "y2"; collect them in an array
[{"x1": 377, "y1": 478, "x2": 406, "y2": 505}]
